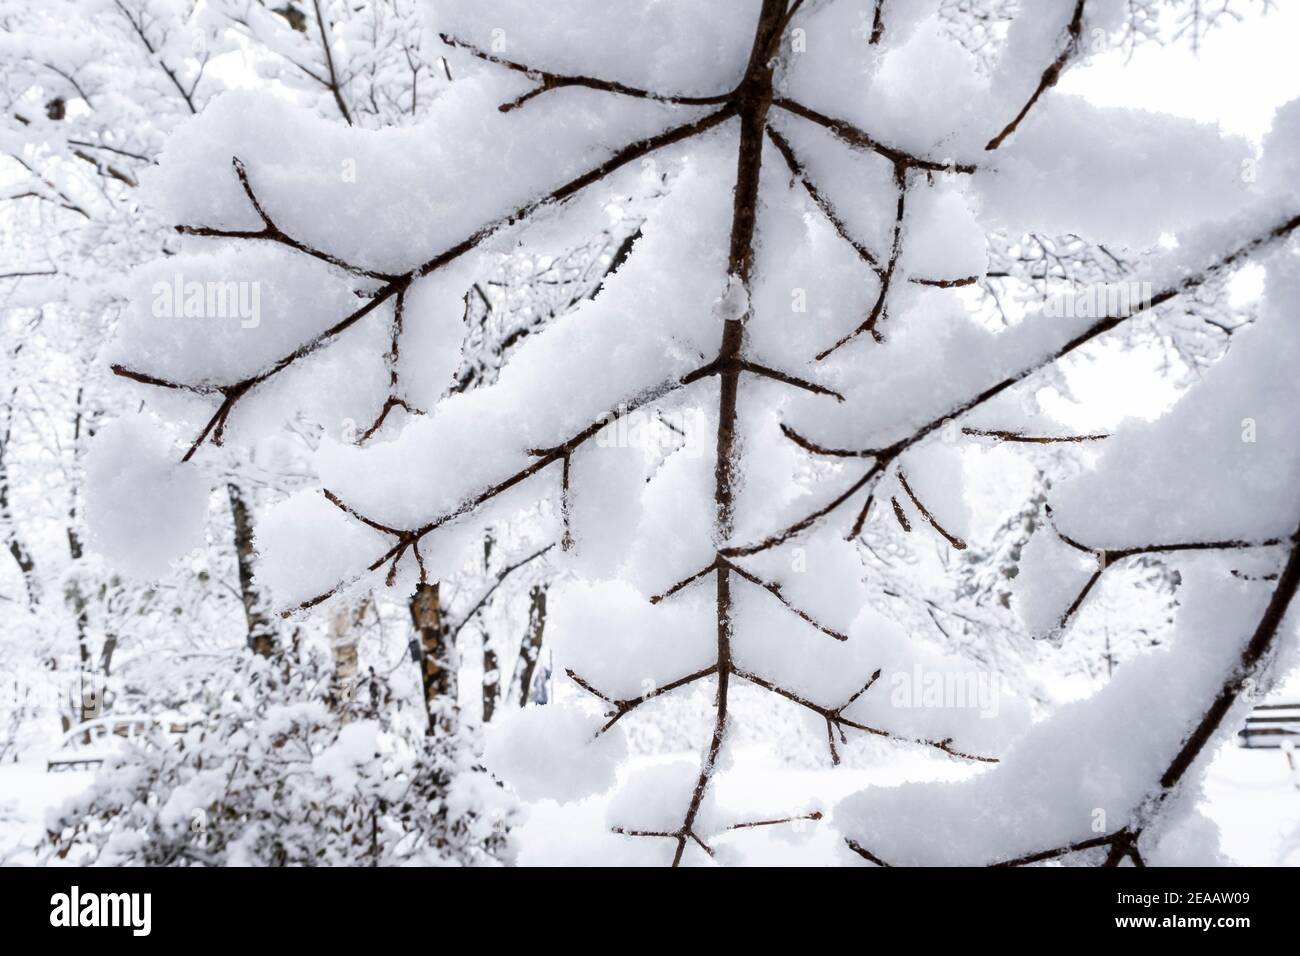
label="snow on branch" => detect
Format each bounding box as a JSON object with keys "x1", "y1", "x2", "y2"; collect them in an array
[
  {"x1": 742, "y1": 209, "x2": 1300, "y2": 558},
  {"x1": 985, "y1": 0, "x2": 1088, "y2": 150},
  {"x1": 96, "y1": 0, "x2": 1300, "y2": 866}
]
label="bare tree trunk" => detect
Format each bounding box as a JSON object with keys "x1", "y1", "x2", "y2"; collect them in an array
[
  {"x1": 100, "y1": 635, "x2": 118, "y2": 676},
  {"x1": 0, "y1": 392, "x2": 39, "y2": 606},
  {"x1": 62, "y1": 521, "x2": 102, "y2": 734},
  {"x1": 482, "y1": 640, "x2": 499, "y2": 723},
  {"x1": 227, "y1": 482, "x2": 276, "y2": 657},
  {"x1": 329, "y1": 599, "x2": 368, "y2": 719},
  {"x1": 409, "y1": 582, "x2": 454, "y2": 735},
  {"x1": 480, "y1": 535, "x2": 496, "y2": 721},
  {"x1": 510, "y1": 585, "x2": 547, "y2": 707},
  {"x1": 64, "y1": 389, "x2": 98, "y2": 729},
  {"x1": 478, "y1": 534, "x2": 503, "y2": 721}
]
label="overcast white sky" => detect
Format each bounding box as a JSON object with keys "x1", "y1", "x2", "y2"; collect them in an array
[{"x1": 1064, "y1": 3, "x2": 1300, "y2": 143}]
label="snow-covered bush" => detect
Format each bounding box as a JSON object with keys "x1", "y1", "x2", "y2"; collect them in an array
[{"x1": 47, "y1": 652, "x2": 516, "y2": 865}]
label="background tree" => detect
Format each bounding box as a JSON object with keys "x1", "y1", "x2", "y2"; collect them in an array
[{"x1": 0, "y1": 0, "x2": 616, "y2": 862}]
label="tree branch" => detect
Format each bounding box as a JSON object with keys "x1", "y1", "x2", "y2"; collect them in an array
[
  {"x1": 986, "y1": 0, "x2": 1088, "y2": 151},
  {"x1": 736, "y1": 211, "x2": 1300, "y2": 556},
  {"x1": 773, "y1": 97, "x2": 977, "y2": 173},
  {"x1": 439, "y1": 32, "x2": 735, "y2": 113}
]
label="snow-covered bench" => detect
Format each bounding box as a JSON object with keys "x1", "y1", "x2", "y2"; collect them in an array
[
  {"x1": 46, "y1": 715, "x2": 191, "y2": 772},
  {"x1": 1238, "y1": 703, "x2": 1300, "y2": 749}
]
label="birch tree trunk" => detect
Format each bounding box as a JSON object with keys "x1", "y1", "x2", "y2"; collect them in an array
[
  {"x1": 329, "y1": 598, "x2": 369, "y2": 719},
  {"x1": 64, "y1": 388, "x2": 98, "y2": 729},
  {"x1": 510, "y1": 585, "x2": 547, "y2": 708},
  {"x1": 227, "y1": 482, "x2": 276, "y2": 658},
  {"x1": 0, "y1": 389, "x2": 38, "y2": 607},
  {"x1": 480, "y1": 535, "x2": 496, "y2": 721},
  {"x1": 409, "y1": 582, "x2": 455, "y2": 735}
]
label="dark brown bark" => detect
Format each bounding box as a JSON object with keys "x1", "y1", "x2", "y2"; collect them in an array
[
  {"x1": 673, "y1": 0, "x2": 788, "y2": 868},
  {"x1": 310, "y1": 0, "x2": 354, "y2": 126},
  {"x1": 986, "y1": 0, "x2": 1088, "y2": 150},
  {"x1": 869, "y1": 0, "x2": 886, "y2": 44},
  {"x1": 410, "y1": 582, "x2": 455, "y2": 734}
]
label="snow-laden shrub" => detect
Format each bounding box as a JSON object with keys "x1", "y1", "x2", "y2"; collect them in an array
[{"x1": 47, "y1": 654, "x2": 517, "y2": 866}]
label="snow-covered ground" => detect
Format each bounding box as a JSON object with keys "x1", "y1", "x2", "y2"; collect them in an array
[
  {"x1": 1202, "y1": 744, "x2": 1300, "y2": 865},
  {"x1": 2, "y1": 730, "x2": 1295, "y2": 866},
  {"x1": 0, "y1": 758, "x2": 94, "y2": 865}
]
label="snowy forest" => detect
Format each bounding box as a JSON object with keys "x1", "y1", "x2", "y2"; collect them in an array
[{"x1": 1, "y1": 0, "x2": 1299, "y2": 869}]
